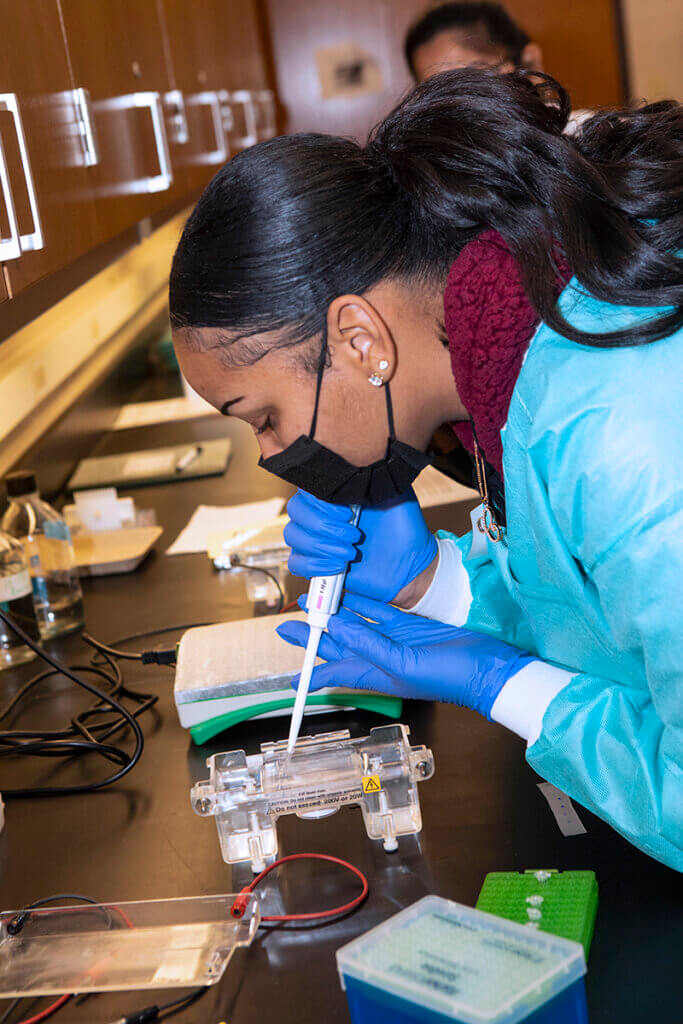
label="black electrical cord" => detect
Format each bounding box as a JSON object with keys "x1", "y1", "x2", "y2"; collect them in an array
[
  {"x1": 0, "y1": 609, "x2": 152, "y2": 799},
  {"x1": 111, "y1": 986, "x2": 208, "y2": 1023},
  {"x1": 157, "y1": 987, "x2": 207, "y2": 1020},
  {"x1": 83, "y1": 563, "x2": 285, "y2": 667},
  {"x1": 87, "y1": 621, "x2": 217, "y2": 661},
  {"x1": 227, "y1": 560, "x2": 285, "y2": 615}
]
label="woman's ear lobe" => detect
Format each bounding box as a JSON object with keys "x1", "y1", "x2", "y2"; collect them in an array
[{"x1": 327, "y1": 294, "x2": 397, "y2": 380}]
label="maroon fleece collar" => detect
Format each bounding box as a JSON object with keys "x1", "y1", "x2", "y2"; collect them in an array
[{"x1": 444, "y1": 230, "x2": 568, "y2": 476}]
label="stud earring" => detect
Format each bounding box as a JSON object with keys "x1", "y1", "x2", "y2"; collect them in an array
[
  {"x1": 368, "y1": 373, "x2": 384, "y2": 387},
  {"x1": 378, "y1": 359, "x2": 389, "y2": 371}
]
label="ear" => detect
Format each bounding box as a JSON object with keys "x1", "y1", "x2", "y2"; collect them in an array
[
  {"x1": 521, "y1": 42, "x2": 543, "y2": 72},
  {"x1": 326, "y1": 294, "x2": 397, "y2": 384}
]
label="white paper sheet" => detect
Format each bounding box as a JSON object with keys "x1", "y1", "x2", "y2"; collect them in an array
[
  {"x1": 122, "y1": 451, "x2": 177, "y2": 477},
  {"x1": 113, "y1": 396, "x2": 219, "y2": 431},
  {"x1": 166, "y1": 498, "x2": 286, "y2": 555},
  {"x1": 413, "y1": 465, "x2": 478, "y2": 508}
]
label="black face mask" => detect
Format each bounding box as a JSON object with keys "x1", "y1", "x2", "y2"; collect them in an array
[{"x1": 258, "y1": 329, "x2": 430, "y2": 506}]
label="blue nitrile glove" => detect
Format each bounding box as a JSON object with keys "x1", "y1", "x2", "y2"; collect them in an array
[
  {"x1": 283, "y1": 489, "x2": 437, "y2": 603},
  {"x1": 276, "y1": 592, "x2": 536, "y2": 719}
]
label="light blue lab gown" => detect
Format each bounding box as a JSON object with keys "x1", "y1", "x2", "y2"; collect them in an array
[{"x1": 445, "y1": 280, "x2": 683, "y2": 871}]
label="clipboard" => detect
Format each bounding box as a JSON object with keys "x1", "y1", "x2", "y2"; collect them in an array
[{"x1": 67, "y1": 438, "x2": 232, "y2": 492}]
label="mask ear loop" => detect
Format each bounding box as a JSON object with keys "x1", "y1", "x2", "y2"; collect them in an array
[
  {"x1": 308, "y1": 324, "x2": 329, "y2": 440},
  {"x1": 309, "y1": 327, "x2": 396, "y2": 441},
  {"x1": 384, "y1": 381, "x2": 396, "y2": 438}
]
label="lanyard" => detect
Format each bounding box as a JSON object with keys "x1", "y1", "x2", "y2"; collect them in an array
[{"x1": 472, "y1": 427, "x2": 503, "y2": 543}]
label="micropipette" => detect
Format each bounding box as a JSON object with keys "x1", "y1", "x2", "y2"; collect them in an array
[{"x1": 287, "y1": 504, "x2": 361, "y2": 754}]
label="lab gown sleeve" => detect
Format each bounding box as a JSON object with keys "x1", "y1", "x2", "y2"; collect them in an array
[{"x1": 411, "y1": 526, "x2": 541, "y2": 653}]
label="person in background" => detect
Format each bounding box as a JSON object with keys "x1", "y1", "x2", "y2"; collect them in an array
[
  {"x1": 405, "y1": 2, "x2": 543, "y2": 83},
  {"x1": 405, "y1": 3, "x2": 587, "y2": 487}
]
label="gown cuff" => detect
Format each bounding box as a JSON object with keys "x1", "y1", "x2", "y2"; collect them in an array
[
  {"x1": 490, "y1": 660, "x2": 576, "y2": 744},
  {"x1": 409, "y1": 535, "x2": 472, "y2": 626}
]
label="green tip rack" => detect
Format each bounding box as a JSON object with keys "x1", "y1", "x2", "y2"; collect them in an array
[{"x1": 476, "y1": 869, "x2": 599, "y2": 959}]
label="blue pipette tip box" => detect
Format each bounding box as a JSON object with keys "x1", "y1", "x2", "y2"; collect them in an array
[{"x1": 336, "y1": 896, "x2": 588, "y2": 1024}]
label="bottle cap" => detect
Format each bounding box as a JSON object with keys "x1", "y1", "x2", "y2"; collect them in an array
[{"x1": 5, "y1": 471, "x2": 38, "y2": 498}]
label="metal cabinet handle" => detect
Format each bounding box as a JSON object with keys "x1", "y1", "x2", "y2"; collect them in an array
[
  {"x1": 217, "y1": 89, "x2": 234, "y2": 137},
  {"x1": 137, "y1": 91, "x2": 173, "y2": 193},
  {"x1": 0, "y1": 92, "x2": 44, "y2": 252},
  {"x1": 225, "y1": 90, "x2": 258, "y2": 148},
  {"x1": 0, "y1": 135, "x2": 21, "y2": 260},
  {"x1": 164, "y1": 89, "x2": 189, "y2": 146},
  {"x1": 72, "y1": 87, "x2": 99, "y2": 167},
  {"x1": 255, "y1": 89, "x2": 277, "y2": 141},
  {"x1": 97, "y1": 91, "x2": 173, "y2": 193},
  {"x1": 186, "y1": 90, "x2": 227, "y2": 165}
]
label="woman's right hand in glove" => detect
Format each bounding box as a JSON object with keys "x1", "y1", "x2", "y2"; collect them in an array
[{"x1": 283, "y1": 489, "x2": 438, "y2": 605}]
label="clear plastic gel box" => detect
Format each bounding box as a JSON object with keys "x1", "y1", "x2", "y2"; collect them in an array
[{"x1": 336, "y1": 897, "x2": 588, "y2": 1024}]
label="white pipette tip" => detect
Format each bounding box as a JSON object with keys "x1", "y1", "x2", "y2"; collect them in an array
[{"x1": 287, "y1": 625, "x2": 322, "y2": 755}]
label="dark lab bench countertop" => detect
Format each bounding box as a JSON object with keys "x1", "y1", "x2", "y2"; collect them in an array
[{"x1": 0, "y1": 413, "x2": 681, "y2": 1024}]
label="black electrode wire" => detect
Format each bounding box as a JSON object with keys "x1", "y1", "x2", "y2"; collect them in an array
[
  {"x1": 0, "y1": 894, "x2": 103, "y2": 1024},
  {"x1": 227, "y1": 562, "x2": 285, "y2": 615},
  {"x1": 155, "y1": 986, "x2": 208, "y2": 1019},
  {"x1": 0, "y1": 609, "x2": 147, "y2": 798},
  {"x1": 6, "y1": 894, "x2": 103, "y2": 937}
]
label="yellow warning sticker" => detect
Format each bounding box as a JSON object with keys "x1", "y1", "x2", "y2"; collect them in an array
[{"x1": 362, "y1": 775, "x2": 382, "y2": 794}]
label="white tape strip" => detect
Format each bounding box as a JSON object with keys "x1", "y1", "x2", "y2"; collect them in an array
[{"x1": 537, "y1": 782, "x2": 587, "y2": 837}]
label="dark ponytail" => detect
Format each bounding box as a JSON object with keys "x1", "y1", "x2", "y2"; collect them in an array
[
  {"x1": 369, "y1": 70, "x2": 682, "y2": 347},
  {"x1": 170, "y1": 68, "x2": 682, "y2": 358}
]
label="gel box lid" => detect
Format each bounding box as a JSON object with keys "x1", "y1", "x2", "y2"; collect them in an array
[{"x1": 336, "y1": 896, "x2": 586, "y2": 1024}]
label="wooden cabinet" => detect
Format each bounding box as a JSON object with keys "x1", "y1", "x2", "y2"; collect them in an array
[
  {"x1": 0, "y1": 0, "x2": 274, "y2": 314},
  {"x1": 0, "y1": 0, "x2": 100, "y2": 296},
  {"x1": 57, "y1": 0, "x2": 184, "y2": 242},
  {"x1": 158, "y1": 0, "x2": 234, "y2": 195},
  {"x1": 159, "y1": 0, "x2": 275, "y2": 180}
]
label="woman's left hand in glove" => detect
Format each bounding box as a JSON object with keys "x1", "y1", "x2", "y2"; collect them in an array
[{"x1": 276, "y1": 592, "x2": 536, "y2": 719}]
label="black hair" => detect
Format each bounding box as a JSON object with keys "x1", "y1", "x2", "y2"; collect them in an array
[
  {"x1": 170, "y1": 69, "x2": 682, "y2": 362},
  {"x1": 404, "y1": 2, "x2": 531, "y2": 76}
]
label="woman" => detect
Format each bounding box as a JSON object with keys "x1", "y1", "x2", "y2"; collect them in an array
[
  {"x1": 405, "y1": 1, "x2": 542, "y2": 83},
  {"x1": 170, "y1": 70, "x2": 682, "y2": 870}
]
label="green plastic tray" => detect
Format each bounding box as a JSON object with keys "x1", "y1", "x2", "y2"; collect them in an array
[{"x1": 189, "y1": 693, "x2": 403, "y2": 744}]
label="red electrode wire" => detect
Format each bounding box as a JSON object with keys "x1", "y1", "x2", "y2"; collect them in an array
[
  {"x1": 14, "y1": 907, "x2": 134, "y2": 1024},
  {"x1": 16, "y1": 994, "x2": 72, "y2": 1024},
  {"x1": 231, "y1": 853, "x2": 369, "y2": 922},
  {"x1": 14, "y1": 859, "x2": 367, "y2": 1024}
]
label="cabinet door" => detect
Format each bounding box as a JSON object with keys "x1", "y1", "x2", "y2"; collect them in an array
[
  {"x1": 160, "y1": 0, "x2": 274, "y2": 178},
  {"x1": 158, "y1": 0, "x2": 232, "y2": 194},
  {"x1": 222, "y1": 1, "x2": 276, "y2": 147},
  {"x1": 0, "y1": 0, "x2": 100, "y2": 296},
  {"x1": 58, "y1": 0, "x2": 184, "y2": 243}
]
